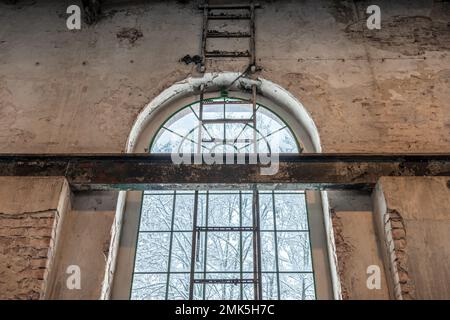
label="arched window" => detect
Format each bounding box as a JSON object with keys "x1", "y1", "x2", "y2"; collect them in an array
[
  {"x1": 150, "y1": 96, "x2": 300, "y2": 154},
  {"x1": 130, "y1": 96, "x2": 316, "y2": 300}
]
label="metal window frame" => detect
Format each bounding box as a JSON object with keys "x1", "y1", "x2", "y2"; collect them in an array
[{"x1": 131, "y1": 189, "x2": 316, "y2": 300}]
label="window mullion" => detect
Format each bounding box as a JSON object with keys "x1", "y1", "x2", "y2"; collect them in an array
[
  {"x1": 189, "y1": 191, "x2": 200, "y2": 300},
  {"x1": 202, "y1": 191, "x2": 209, "y2": 299},
  {"x1": 272, "y1": 191, "x2": 281, "y2": 300},
  {"x1": 239, "y1": 191, "x2": 243, "y2": 299},
  {"x1": 165, "y1": 191, "x2": 177, "y2": 300},
  {"x1": 252, "y1": 188, "x2": 263, "y2": 299}
]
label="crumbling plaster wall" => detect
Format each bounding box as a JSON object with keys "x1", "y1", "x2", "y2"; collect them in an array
[
  {"x1": 0, "y1": 0, "x2": 449, "y2": 299},
  {"x1": 0, "y1": 0, "x2": 449, "y2": 153},
  {"x1": 46, "y1": 191, "x2": 116, "y2": 300},
  {"x1": 328, "y1": 191, "x2": 389, "y2": 299}
]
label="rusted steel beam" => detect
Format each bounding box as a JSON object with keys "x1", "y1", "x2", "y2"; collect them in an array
[
  {"x1": 0, "y1": 154, "x2": 449, "y2": 191},
  {"x1": 199, "y1": 4, "x2": 261, "y2": 9}
]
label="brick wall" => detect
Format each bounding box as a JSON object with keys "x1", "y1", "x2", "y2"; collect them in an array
[{"x1": 0, "y1": 177, "x2": 70, "y2": 300}]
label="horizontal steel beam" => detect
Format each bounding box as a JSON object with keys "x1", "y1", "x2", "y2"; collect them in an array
[
  {"x1": 199, "y1": 4, "x2": 261, "y2": 9},
  {"x1": 0, "y1": 154, "x2": 450, "y2": 191}
]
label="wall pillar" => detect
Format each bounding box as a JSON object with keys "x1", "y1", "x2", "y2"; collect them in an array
[
  {"x1": 329, "y1": 191, "x2": 389, "y2": 299},
  {"x1": 373, "y1": 177, "x2": 450, "y2": 300}
]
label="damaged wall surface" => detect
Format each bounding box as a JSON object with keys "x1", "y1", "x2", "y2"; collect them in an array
[
  {"x1": 46, "y1": 191, "x2": 116, "y2": 299},
  {"x1": 0, "y1": 0, "x2": 449, "y2": 300},
  {"x1": 373, "y1": 177, "x2": 450, "y2": 300},
  {"x1": 0, "y1": 0, "x2": 449, "y2": 153},
  {"x1": 0, "y1": 177, "x2": 70, "y2": 299},
  {"x1": 328, "y1": 191, "x2": 389, "y2": 299}
]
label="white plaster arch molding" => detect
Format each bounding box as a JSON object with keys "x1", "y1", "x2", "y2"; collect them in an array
[{"x1": 126, "y1": 72, "x2": 322, "y2": 153}]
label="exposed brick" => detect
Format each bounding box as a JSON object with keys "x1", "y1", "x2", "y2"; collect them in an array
[
  {"x1": 0, "y1": 210, "x2": 57, "y2": 300},
  {"x1": 382, "y1": 209, "x2": 416, "y2": 300},
  {"x1": 330, "y1": 210, "x2": 353, "y2": 300},
  {"x1": 392, "y1": 228, "x2": 406, "y2": 239}
]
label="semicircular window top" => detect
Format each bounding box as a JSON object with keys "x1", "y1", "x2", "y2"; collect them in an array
[
  {"x1": 150, "y1": 96, "x2": 301, "y2": 154},
  {"x1": 130, "y1": 96, "x2": 316, "y2": 300}
]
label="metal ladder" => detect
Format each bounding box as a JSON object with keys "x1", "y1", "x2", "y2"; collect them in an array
[
  {"x1": 188, "y1": 189, "x2": 263, "y2": 300},
  {"x1": 188, "y1": 87, "x2": 262, "y2": 300},
  {"x1": 196, "y1": 85, "x2": 259, "y2": 154},
  {"x1": 198, "y1": 2, "x2": 260, "y2": 72}
]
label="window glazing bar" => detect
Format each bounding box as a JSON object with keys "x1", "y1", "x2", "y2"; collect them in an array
[
  {"x1": 202, "y1": 191, "x2": 209, "y2": 299},
  {"x1": 189, "y1": 191, "x2": 200, "y2": 300},
  {"x1": 239, "y1": 191, "x2": 243, "y2": 299},
  {"x1": 164, "y1": 191, "x2": 177, "y2": 300},
  {"x1": 272, "y1": 191, "x2": 281, "y2": 299}
]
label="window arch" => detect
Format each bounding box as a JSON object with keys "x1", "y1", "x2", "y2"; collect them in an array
[
  {"x1": 150, "y1": 96, "x2": 301, "y2": 154},
  {"x1": 130, "y1": 94, "x2": 316, "y2": 300},
  {"x1": 108, "y1": 74, "x2": 335, "y2": 301}
]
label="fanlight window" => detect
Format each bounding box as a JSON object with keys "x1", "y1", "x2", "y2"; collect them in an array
[
  {"x1": 151, "y1": 97, "x2": 300, "y2": 154},
  {"x1": 131, "y1": 96, "x2": 315, "y2": 300}
]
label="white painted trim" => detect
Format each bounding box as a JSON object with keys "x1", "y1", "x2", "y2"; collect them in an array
[{"x1": 126, "y1": 72, "x2": 321, "y2": 153}]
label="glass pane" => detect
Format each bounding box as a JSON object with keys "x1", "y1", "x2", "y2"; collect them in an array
[
  {"x1": 150, "y1": 128, "x2": 183, "y2": 153},
  {"x1": 274, "y1": 193, "x2": 309, "y2": 230},
  {"x1": 170, "y1": 232, "x2": 192, "y2": 272},
  {"x1": 242, "y1": 283, "x2": 254, "y2": 300},
  {"x1": 140, "y1": 193, "x2": 174, "y2": 231},
  {"x1": 258, "y1": 193, "x2": 274, "y2": 230},
  {"x1": 266, "y1": 127, "x2": 298, "y2": 153},
  {"x1": 225, "y1": 123, "x2": 253, "y2": 146},
  {"x1": 203, "y1": 123, "x2": 224, "y2": 144},
  {"x1": 202, "y1": 273, "x2": 253, "y2": 300},
  {"x1": 279, "y1": 273, "x2": 316, "y2": 300},
  {"x1": 131, "y1": 273, "x2": 166, "y2": 300},
  {"x1": 203, "y1": 102, "x2": 224, "y2": 120},
  {"x1": 262, "y1": 273, "x2": 278, "y2": 300},
  {"x1": 241, "y1": 232, "x2": 254, "y2": 272},
  {"x1": 207, "y1": 193, "x2": 240, "y2": 227},
  {"x1": 241, "y1": 192, "x2": 253, "y2": 227},
  {"x1": 134, "y1": 232, "x2": 170, "y2": 273},
  {"x1": 277, "y1": 232, "x2": 313, "y2": 272},
  {"x1": 173, "y1": 194, "x2": 195, "y2": 231},
  {"x1": 226, "y1": 102, "x2": 253, "y2": 119},
  {"x1": 256, "y1": 109, "x2": 283, "y2": 137},
  {"x1": 178, "y1": 127, "x2": 199, "y2": 153},
  {"x1": 165, "y1": 109, "x2": 198, "y2": 137},
  {"x1": 203, "y1": 283, "x2": 238, "y2": 300},
  {"x1": 206, "y1": 232, "x2": 241, "y2": 272},
  {"x1": 167, "y1": 273, "x2": 197, "y2": 300},
  {"x1": 261, "y1": 232, "x2": 276, "y2": 272}
]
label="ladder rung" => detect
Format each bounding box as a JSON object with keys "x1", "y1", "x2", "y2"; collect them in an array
[
  {"x1": 207, "y1": 31, "x2": 251, "y2": 38},
  {"x1": 201, "y1": 138, "x2": 253, "y2": 144},
  {"x1": 196, "y1": 226, "x2": 256, "y2": 232},
  {"x1": 202, "y1": 118, "x2": 253, "y2": 124},
  {"x1": 208, "y1": 14, "x2": 250, "y2": 20},
  {"x1": 193, "y1": 279, "x2": 256, "y2": 284},
  {"x1": 205, "y1": 50, "x2": 250, "y2": 58},
  {"x1": 203, "y1": 100, "x2": 252, "y2": 105}
]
